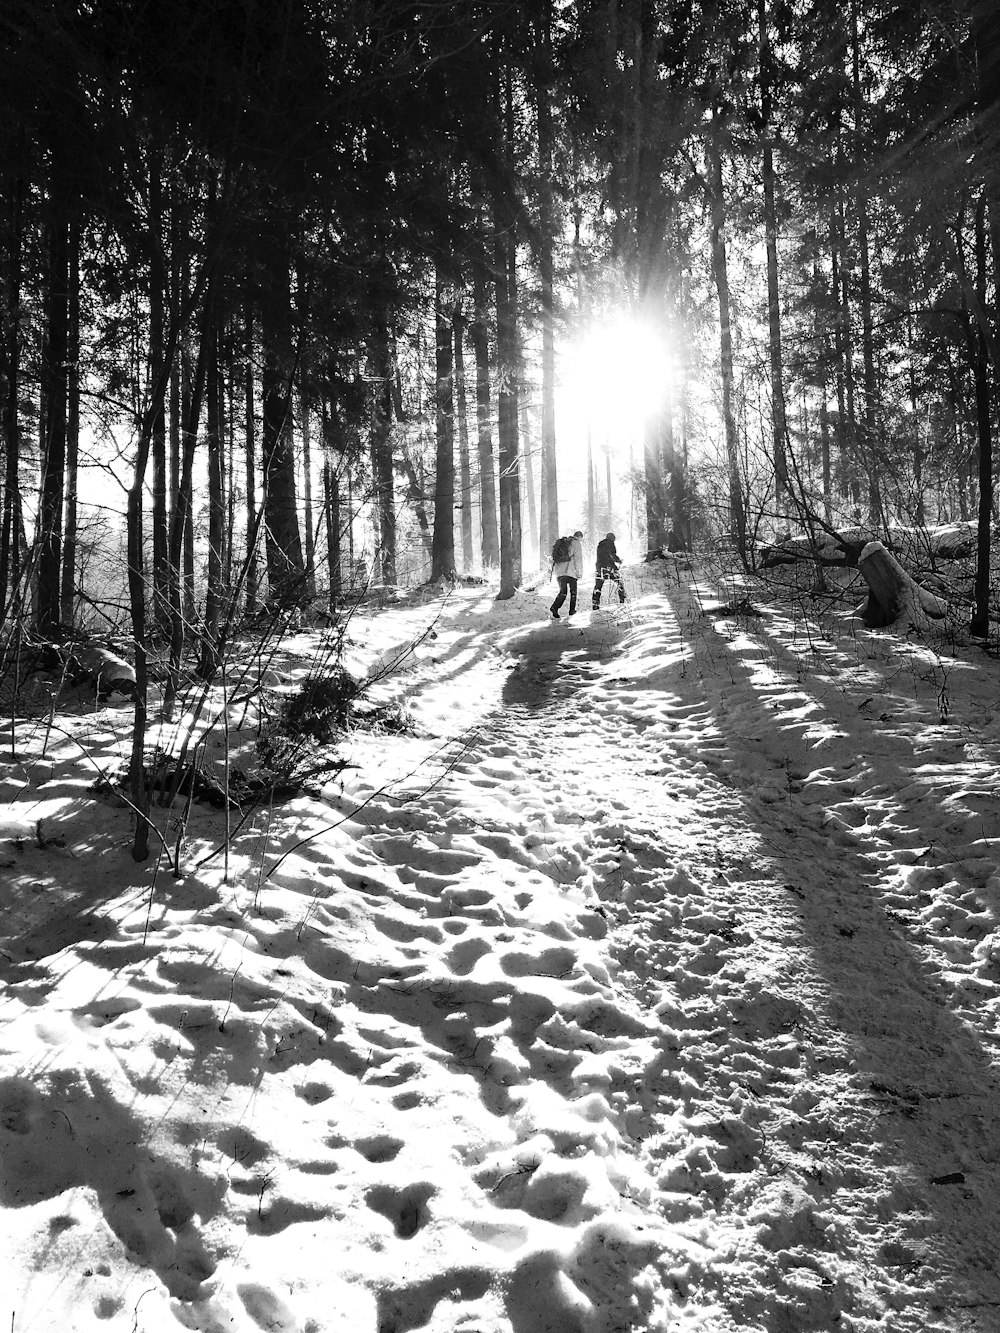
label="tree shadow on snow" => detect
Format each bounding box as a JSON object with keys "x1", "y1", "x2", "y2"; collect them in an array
[
  {"x1": 654, "y1": 580, "x2": 1000, "y2": 1327},
  {"x1": 0, "y1": 1072, "x2": 222, "y2": 1300},
  {"x1": 501, "y1": 619, "x2": 619, "y2": 711}
]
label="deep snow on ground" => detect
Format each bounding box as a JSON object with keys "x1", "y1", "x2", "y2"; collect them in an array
[{"x1": 3, "y1": 558, "x2": 1000, "y2": 1332}]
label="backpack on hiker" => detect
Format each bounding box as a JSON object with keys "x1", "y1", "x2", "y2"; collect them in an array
[{"x1": 551, "y1": 535, "x2": 572, "y2": 564}]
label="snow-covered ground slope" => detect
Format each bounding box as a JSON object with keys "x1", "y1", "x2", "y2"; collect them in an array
[{"x1": 2, "y1": 559, "x2": 1000, "y2": 1332}]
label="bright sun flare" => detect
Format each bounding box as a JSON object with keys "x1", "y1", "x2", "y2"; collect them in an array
[{"x1": 563, "y1": 315, "x2": 674, "y2": 449}]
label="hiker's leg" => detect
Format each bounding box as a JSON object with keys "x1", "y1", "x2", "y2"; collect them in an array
[
  {"x1": 551, "y1": 576, "x2": 569, "y2": 615},
  {"x1": 567, "y1": 577, "x2": 578, "y2": 615},
  {"x1": 614, "y1": 570, "x2": 626, "y2": 602},
  {"x1": 592, "y1": 574, "x2": 604, "y2": 608}
]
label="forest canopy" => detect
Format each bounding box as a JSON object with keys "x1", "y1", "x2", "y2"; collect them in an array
[{"x1": 2, "y1": 0, "x2": 999, "y2": 646}]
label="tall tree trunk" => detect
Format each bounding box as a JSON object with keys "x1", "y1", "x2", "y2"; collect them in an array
[
  {"x1": 259, "y1": 218, "x2": 304, "y2": 604},
  {"x1": 906, "y1": 311, "x2": 924, "y2": 526},
  {"x1": 60, "y1": 220, "x2": 80, "y2": 628},
  {"x1": 662, "y1": 391, "x2": 685, "y2": 546},
  {"x1": 0, "y1": 164, "x2": 24, "y2": 614},
  {"x1": 300, "y1": 390, "x2": 315, "y2": 597},
  {"x1": 707, "y1": 118, "x2": 747, "y2": 563},
  {"x1": 400, "y1": 446, "x2": 432, "y2": 553},
  {"x1": 675, "y1": 267, "x2": 692, "y2": 546},
  {"x1": 819, "y1": 345, "x2": 833, "y2": 523},
  {"x1": 494, "y1": 206, "x2": 522, "y2": 594},
  {"x1": 832, "y1": 197, "x2": 861, "y2": 509},
  {"x1": 496, "y1": 46, "x2": 522, "y2": 598},
  {"x1": 225, "y1": 332, "x2": 237, "y2": 591},
  {"x1": 431, "y1": 268, "x2": 457, "y2": 582},
  {"x1": 642, "y1": 417, "x2": 666, "y2": 554},
  {"x1": 168, "y1": 186, "x2": 182, "y2": 618},
  {"x1": 969, "y1": 199, "x2": 993, "y2": 637},
  {"x1": 150, "y1": 148, "x2": 170, "y2": 636},
  {"x1": 471, "y1": 228, "x2": 499, "y2": 568},
  {"x1": 495, "y1": 259, "x2": 521, "y2": 597},
  {"x1": 198, "y1": 309, "x2": 225, "y2": 678},
  {"x1": 368, "y1": 298, "x2": 396, "y2": 585},
  {"x1": 181, "y1": 298, "x2": 196, "y2": 621},
  {"x1": 126, "y1": 423, "x2": 153, "y2": 862},
  {"x1": 325, "y1": 454, "x2": 341, "y2": 615},
  {"x1": 850, "y1": 0, "x2": 883, "y2": 528},
  {"x1": 244, "y1": 299, "x2": 259, "y2": 611},
  {"x1": 536, "y1": 0, "x2": 559, "y2": 556},
  {"x1": 165, "y1": 283, "x2": 214, "y2": 717},
  {"x1": 758, "y1": 0, "x2": 789, "y2": 508},
  {"x1": 322, "y1": 398, "x2": 342, "y2": 613},
  {"x1": 454, "y1": 312, "x2": 474, "y2": 573},
  {"x1": 516, "y1": 339, "x2": 538, "y2": 569},
  {"x1": 296, "y1": 261, "x2": 316, "y2": 600},
  {"x1": 37, "y1": 171, "x2": 70, "y2": 636}
]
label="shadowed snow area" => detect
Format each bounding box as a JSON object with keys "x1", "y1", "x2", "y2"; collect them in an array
[{"x1": 2, "y1": 560, "x2": 1000, "y2": 1332}]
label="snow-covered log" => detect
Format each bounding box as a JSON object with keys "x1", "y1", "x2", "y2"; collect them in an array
[
  {"x1": 39, "y1": 642, "x2": 137, "y2": 697},
  {"x1": 77, "y1": 646, "x2": 136, "y2": 697},
  {"x1": 760, "y1": 528, "x2": 869, "y2": 568},
  {"x1": 760, "y1": 521, "x2": 983, "y2": 570},
  {"x1": 857, "y1": 541, "x2": 949, "y2": 629}
]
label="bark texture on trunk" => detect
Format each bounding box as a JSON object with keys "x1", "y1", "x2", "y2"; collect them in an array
[
  {"x1": 758, "y1": 0, "x2": 788, "y2": 506},
  {"x1": 431, "y1": 270, "x2": 457, "y2": 582},
  {"x1": 60, "y1": 220, "x2": 80, "y2": 628},
  {"x1": 260, "y1": 220, "x2": 304, "y2": 604},
  {"x1": 368, "y1": 303, "x2": 397, "y2": 585},
  {"x1": 495, "y1": 211, "x2": 522, "y2": 599},
  {"x1": 850, "y1": 0, "x2": 884, "y2": 528},
  {"x1": 0, "y1": 167, "x2": 24, "y2": 613},
  {"x1": 150, "y1": 151, "x2": 170, "y2": 636},
  {"x1": 970, "y1": 202, "x2": 993, "y2": 638},
  {"x1": 37, "y1": 171, "x2": 70, "y2": 636},
  {"x1": 471, "y1": 225, "x2": 499, "y2": 568},
  {"x1": 198, "y1": 309, "x2": 226, "y2": 679},
  {"x1": 708, "y1": 121, "x2": 746, "y2": 563},
  {"x1": 454, "y1": 313, "x2": 474, "y2": 572},
  {"x1": 537, "y1": 0, "x2": 559, "y2": 556}
]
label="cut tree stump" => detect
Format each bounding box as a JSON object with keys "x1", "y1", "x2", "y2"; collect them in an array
[{"x1": 857, "y1": 541, "x2": 949, "y2": 629}]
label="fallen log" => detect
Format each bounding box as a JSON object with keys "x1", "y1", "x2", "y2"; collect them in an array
[
  {"x1": 761, "y1": 521, "x2": 983, "y2": 570},
  {"x1": 760, "y1": 527, "x2": 869, "y2": 569},
  {"x1": 34, "y1": 642, "x2": 136, "y2": 698},
  {"x1": 75, "y1": 645, "x2": 136, "y2": 697},
  {"x1": 857, "y1": 541, "x2": 949, "y2": 629}
]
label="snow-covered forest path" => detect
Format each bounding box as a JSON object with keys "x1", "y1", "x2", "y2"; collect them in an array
[
  {"x1": 316, "y1": 565, "x2": 1000, "y2": 1331},
  {"x1": 5, "y1": 564, "x2": 1000, "y2": 1333}
]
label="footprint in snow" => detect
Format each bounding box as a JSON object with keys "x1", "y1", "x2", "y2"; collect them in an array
[{"x1": 366, "y1": 1180, "x2": 436, "y2": 1238}]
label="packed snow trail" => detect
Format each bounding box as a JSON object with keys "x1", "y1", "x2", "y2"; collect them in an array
[
  {"x1": 353, "y1": 570, "x2": 1000, "y2": 1332},
  {"x1": 318, "y1": 570, "x2": 1000, "y2": 1331},
  {"x1": 3, "y1": 564, "x2": 1000, "y2": 1332}
]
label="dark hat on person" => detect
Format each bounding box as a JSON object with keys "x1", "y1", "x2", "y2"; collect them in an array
[{"x1": 573, "y1": 529, "x2": 583, "y2": 538}]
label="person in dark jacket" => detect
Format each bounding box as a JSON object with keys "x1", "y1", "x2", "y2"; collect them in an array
[{"x1": 592, "y1": 532, "x2": 626, "y2": 609}]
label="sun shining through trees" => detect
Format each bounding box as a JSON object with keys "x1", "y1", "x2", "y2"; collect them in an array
[
  {"x1": 563, "y1": 315, "x2": 675, "y2": 453},
  {"x1": 556, "y1": 314, "x2": 677, "y2": 535}
]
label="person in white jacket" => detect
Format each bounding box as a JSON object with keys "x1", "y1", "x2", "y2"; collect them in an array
[{"x1": 550, "y1": 530, "x2": 584, "y2": 618}]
